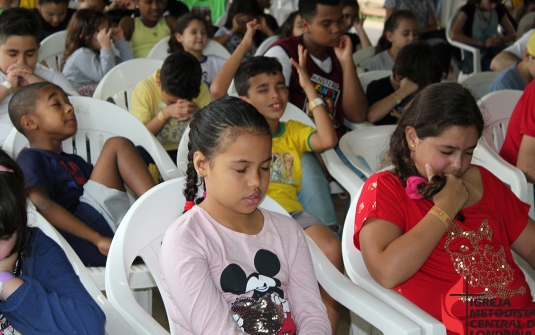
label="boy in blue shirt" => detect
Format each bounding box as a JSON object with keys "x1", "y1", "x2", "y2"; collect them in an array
[{"x1": 9, "y1": 82, "x2": 155, "y2": 266}]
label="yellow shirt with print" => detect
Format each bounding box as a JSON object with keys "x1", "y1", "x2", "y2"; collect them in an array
[
  {"x1": 130, "y1": 69, "x2": 210, "y2": 151},
  {"x1": 267, "y1": 120, "x2": 317, "y2": 213}
]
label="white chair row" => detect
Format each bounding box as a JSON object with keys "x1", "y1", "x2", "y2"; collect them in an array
[
  {"x1": 146, "y1": 37, "x2": 231, "y2": 60},
  {"x1": 2, "y1": 96, "x2": 181, "y2": 316}
]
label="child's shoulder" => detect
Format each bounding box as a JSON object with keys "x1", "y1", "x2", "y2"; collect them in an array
[{"x1": 260, "y1": 207, "x2": 303, "y2": 235}]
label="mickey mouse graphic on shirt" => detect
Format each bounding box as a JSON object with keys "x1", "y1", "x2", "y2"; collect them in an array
[{"x1": 220, "y1": 249, "x2": 297, "y2": 335}]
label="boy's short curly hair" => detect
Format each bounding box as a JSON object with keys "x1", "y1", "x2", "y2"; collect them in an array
[
  {"x1": 299, "y1": 0, "x2": 341, "y2": 21},
  {"x1": 234, "y1": 57, "x2": 283, "y2": 97},
  {"x1": 160, "y1": 51, "x2": 202, "y2": 100},
  {"x1": 8, "y1": 82, "x2": 60, "y2": 137},
  {"x1": 0, "y1": 8, "x2": 41, "y2": 46}
]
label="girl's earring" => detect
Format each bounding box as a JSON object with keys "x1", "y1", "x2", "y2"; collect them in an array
[{"x1": 410, "y1": 143, "x2": 415, "y2": 149}]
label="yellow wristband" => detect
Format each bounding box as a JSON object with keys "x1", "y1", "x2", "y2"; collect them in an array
[
  {"x1": 392, "y1": 92, "x2": 402, "y2": 105},
  {"x1": 157, "y1": 111, "x2": 169, "y2": 122},
  {"x1": 429, "y1": 206, "x2": 452, "y2": 229}
]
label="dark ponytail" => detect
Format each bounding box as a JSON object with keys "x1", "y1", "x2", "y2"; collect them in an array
[
  {"x1": 0, "y1": 149, "x2": 28, "y2": 275},
  {"x1": 183, "y1": 96, "x2": 271, "y2": 211},
  {"x1": 375, "y1": 10, "x2": 417, "y2": 54}
]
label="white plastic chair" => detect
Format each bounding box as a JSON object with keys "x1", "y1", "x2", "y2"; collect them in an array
[
  {"x1": 92, "y1": 59, "x2": 164, "y2": 111},
  {"x1": 446, "y1": 12, "x2": 481, "y2": 80},
  {"x1": 339, "y1": 125, "x2": 397, "y2": 179},
  {"x1": 38, "y1": 30, "x2": 67, "y2": 71},
  {"x1": 203, "y1": 38, "x2": 231, "y2": 59},
  {"x1": 105, "y1": 177, "x2": 422, "y2": 335},
  {"x1": 352, "y1": 46, "x2": 375, "y2": 72},
  {"x1": 254, "y1": 35, "x2": 280, "y2": 56},
  {"x1": 27, "y1": 203, "x2": 135, "y2": 335},
  {"x1": 146, "y1": 36, "x2": 171, "y2": 60},
  {"x1": 478, "y1": 89, "x2": 523, "y2": 152},
  {"x1": 459, "y1": 71, "x2": 500, "y2": 100},
  {"x1": 516, "y1": 11, "x2": 535, "y2": 39}
]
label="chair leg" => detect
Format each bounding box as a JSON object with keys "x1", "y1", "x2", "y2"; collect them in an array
[
  {"x1": 350, "y1": 311, "x2": 372, "y2": 335},
  {"x1": 132, "y1": 288, "x2": 153, "y2": 315}
]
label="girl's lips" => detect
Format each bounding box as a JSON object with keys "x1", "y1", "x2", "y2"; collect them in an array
[{"x1": 245, "y1": 193, "x2": 262, "y2": 205}]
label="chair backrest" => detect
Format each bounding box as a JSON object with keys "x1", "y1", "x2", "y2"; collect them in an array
[
  {"x1": 459, "y1": 71, "x2": 500, "y2": 100},
  {"x1": 446, "y1": 11, "x2": 481, "y2": 76},
  {"x1": 37, "y1": 30, "x2": 67, "y2": 71},
  {"x1": 280, "y1": 102, "x2": 316, "y2": 128},
  {"x1": 352, "y1": 46, "x2": 375, "y2": 71},
  {"x1": 338, "y1": 125, "x2": 396, "y2": 178},
  {"x1": 203, "y1": 39, "x2": 231, "y2": 59},
  {"x1": 92, "y1": 58, "x2": 164, "y2": 111},
  {"x1": 254, "y1": 35, "x2": 280, "y2": 56},
  {"x1": 104, "y1": 177, "x2": 290, "y2": 335},
  {"x1": 146, "y1": 36, "x2": 171, "y2": 60},
  {"x1": 478, "y1": 89, "x2": 523, "y2": 152},
  {"x1": 2, "y1": 96, "x2": 180, "y2": 181},
  {"x1": 517, "y1": 11, "x2": 535, "y2": 39},
  {"x1": 358, "y1": 70, "x2": 393, "y2": 92},
  {"x1": 27, "y1": 204, "x2": 135, "y2": 335}
]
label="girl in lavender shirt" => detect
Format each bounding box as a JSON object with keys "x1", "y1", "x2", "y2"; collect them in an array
[{"x1": 159, "y1": 97, "x2": 331, "y2": 335}]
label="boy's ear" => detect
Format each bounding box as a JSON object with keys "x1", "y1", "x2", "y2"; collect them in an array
[
  {"x1": 193, "y1": 151, "x2": 208, "y2": 178},
  {"x1": 20, "y1": 114, "x2": 38, "y2": 131},
  {"x1": 239, "y1": 95, "x2": 249, "y2": 103},
  {"x1": 301, "y1": 18, "x2": 312, "y2": 34},
  {"x1": 156, "y1": 76, "x2": 162, "y2": 88}
]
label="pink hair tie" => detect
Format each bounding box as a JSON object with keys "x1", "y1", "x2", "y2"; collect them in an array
[
  {"x1": 405, "y1": 176, "x2": 428, "y2": 200},
  {"x1": 203, "y1": 191, "x2": 206, "y2": 199},
  {"x1": 0, "y1": 165, "x2": 13, "y2": 173},
  {"x1": 183, "y1": 200, "x2": 195, "y2": 211}
]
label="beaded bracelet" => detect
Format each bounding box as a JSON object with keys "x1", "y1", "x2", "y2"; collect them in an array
[{"x1": 429, "y1": 206, "x2": 452, "y2": 229}]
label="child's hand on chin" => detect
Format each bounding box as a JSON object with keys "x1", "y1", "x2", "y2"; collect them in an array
[{"x1": 0, "y1": 252, "x2": 18, "y2": 274}]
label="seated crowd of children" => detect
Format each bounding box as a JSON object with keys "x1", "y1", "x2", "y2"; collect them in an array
[{"x1": 1, "y1": 0, "x2": 535, "y2": 333}]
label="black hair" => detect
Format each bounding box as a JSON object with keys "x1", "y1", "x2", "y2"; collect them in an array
[
  {"x1": 224, "y1": 0, "x2": 263, "y2": 29},
  {"x1": 375, "y1": 10, "x2": 417, "y2": 54},
  {"x1": 234, "y1": 56, "x2": 283, "y2": 96},
  {"x1": 298, "y1": 0, "x2": 341, "y2": 21},
  {"x1": 0, "y1": 8, "x2": 41, "y2": 46},
  {"x1": 276, "y1": 11, "x2": 300, "y2": 38},
  {"x1": 160, "y1": 51, "x2": 202, "y2": 100},
  {"x1": 168, "y1": 13, "x2": 213, "y2": 53},
  {"x1": 183, "y1": 96, "x2": 271, "y2": 210},
  {"x1": 0, "y1": 149, "x2": 28, "y2": 275},
  {"x1": 392, "y1": 43, "x2": 443, "y2": 88},
  {"x1": 467, "y1": 0, "x2": 501, "y2": 4},
  {"x1": 386, "y1": 82, "x2": 485, "y2": 201},
  {"x1": 38, "y1": 0, "x2": 69, "y2": 5},
  {"x1": 9, "y1": 82, "x2": 60, "y2": 136},
  {"x1": 341, "y1": 0, "x2": 359, "y2": 9}
]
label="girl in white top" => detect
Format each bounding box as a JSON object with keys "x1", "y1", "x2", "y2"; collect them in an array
[
  {"x1": 168, "y1": 13, "x2": 226, "y2": 87},
  {"x1": 61, "y1": 9, "x2": 134, "y2": 96},
  {"x1": 159, "y1": 97, "x2": 331, "y2": 335}
]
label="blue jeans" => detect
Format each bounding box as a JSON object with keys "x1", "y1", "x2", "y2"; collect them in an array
[{"x1": 298, "y1": 152, "x2": 339, "y2": 227}]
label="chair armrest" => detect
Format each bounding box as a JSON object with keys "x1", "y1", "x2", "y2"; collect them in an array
[
  {"x1": 149, "y1": 133, "x2": 181, "y2": 180},
  {"x1": 321, "y1": 149, "x2": 364, "y2": 200},
  {"x1": 305, "y1": 235, "x2": 421, "y2": 335},
  {"x1": 344, "y1": 119, "x2": 375, "y2": 130}
]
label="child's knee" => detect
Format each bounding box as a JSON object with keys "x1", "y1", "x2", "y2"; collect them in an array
[{"x1": 102, "y1": 136, "x2": 136, "y2": 152}]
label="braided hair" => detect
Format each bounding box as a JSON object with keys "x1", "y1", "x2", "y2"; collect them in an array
[
  {"x1": 385, "y1": 82, "x2": 485, "y2": 204},
  {"x1": 183, "y1": 96, "x2": 271, "y2": 211}
]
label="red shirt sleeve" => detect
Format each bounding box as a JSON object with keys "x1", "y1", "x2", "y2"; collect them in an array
[{"x1": 354, "y1": 171, "x2": 411, "y2": 249}]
